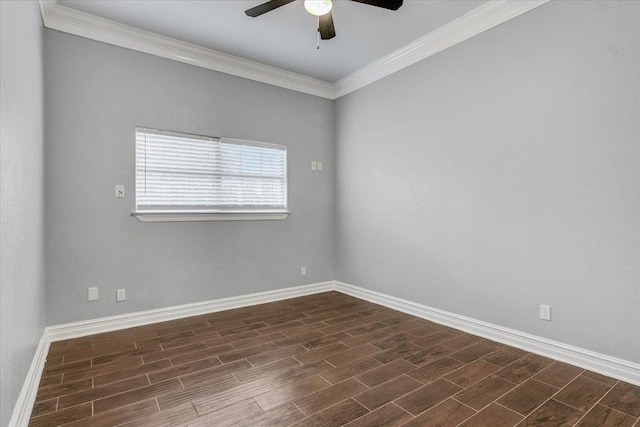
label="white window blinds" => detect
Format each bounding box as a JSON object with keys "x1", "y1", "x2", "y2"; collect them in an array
[{"x1": 135, "y1": 128, "x2": 288, "y2": 213}]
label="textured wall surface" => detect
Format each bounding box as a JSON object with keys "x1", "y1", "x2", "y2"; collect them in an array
[
  {"x1": 0, "y1": 1, "x2": 47, "y2": 424},
  {"x1": 336, "y1": 1, "x2": 640, "y2": 363},
  {"x1": 45, "y1": 31, "x2": 335, "y2": 325}
]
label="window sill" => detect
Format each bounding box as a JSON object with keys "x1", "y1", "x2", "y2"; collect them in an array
[{"x1": 131, "y1": 211, "x2": 290, "y2": 223}]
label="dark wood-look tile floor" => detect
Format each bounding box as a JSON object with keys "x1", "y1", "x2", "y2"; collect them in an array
[{"x1": 30, "y1": 292, "x2": 640, "y2": 426}]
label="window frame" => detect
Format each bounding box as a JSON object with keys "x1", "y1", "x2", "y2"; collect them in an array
[{"x1": 131, "y1": 128, "x2": 290, "y2": 223}]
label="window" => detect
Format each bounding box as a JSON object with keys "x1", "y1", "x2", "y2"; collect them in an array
[{"x1": 133, "y1": 128, "x2": 288, "y2": 222}]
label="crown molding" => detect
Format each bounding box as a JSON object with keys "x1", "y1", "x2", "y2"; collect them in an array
[
  {"x1": 39, "y1": 0, "x2": 550, "y2": 100},
  {"x1": 333, "y1": 0, "x2": 550, "y2": 97},
  {"x1": 38, "y1": 0, "x2": 337, "y2": 99}
]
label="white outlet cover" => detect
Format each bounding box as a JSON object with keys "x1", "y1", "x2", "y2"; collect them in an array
[
  {"x1": 540, "y1": 305, "x2": 551, "y2": 321},
  {"x1": 317, "y1": 162, "x2": 322, "y2": 171},
  {"x1": 311, "y1": 161, "x2": 317, "y2": 171},
  {"x1": 88, "y1": 287, "x2": 99, "y2": 301},
  {"x1": 117, "y1": 288, "x2": 126, "y2": 302}
]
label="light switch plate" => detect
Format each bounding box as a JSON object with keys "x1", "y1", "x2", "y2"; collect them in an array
[
  {"x1": 88, "y1": 287, "x2": 99, "y2": 301},
  {"x1": 317, "y1": 162, "x2": 322, "y2": 171},
  {"x1": 117, "y1": 289, "x2": 126, "y2": 302},
  {"x1": 311, "y1": 161, "x2": 317, "y2": 171},
  {"x1": 115, "y1": 185, "x2": 125, "y2": 198}
]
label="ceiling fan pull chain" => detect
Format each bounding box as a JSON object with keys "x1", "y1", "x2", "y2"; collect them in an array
[{"x1": 316, "y1": 15, "x2": 320, "y2": 49}]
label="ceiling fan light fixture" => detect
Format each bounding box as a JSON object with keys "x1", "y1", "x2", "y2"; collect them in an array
[{"x1": 303, "y1": 0, "x2": 333, "y2": 16}]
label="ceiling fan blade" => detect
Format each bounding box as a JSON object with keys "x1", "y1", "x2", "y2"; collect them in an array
[
  {"x1": 319, "y1": 12, "x2": 336, "y2": 40},
  {"x1": 350, "y1": 0, "x2": 403, "y2": 11},
  {"x1": 245, "y1": 0, "x2": 296, "y2": 17}
]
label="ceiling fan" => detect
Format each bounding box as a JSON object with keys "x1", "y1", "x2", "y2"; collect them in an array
[{"x1": 245, "y1": 0, "x2": 403, "y2": 42}]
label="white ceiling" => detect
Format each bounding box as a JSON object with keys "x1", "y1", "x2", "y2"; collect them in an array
[{"x1": 57, "y1": 0, "x2": 485, "y2": 82}]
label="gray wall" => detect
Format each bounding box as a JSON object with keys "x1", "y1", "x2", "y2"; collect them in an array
[
  {"x1": 0, "y1": 1, "x2": 47, "y2": 425},
  {"x1": 45, "y1": 31, "x2": 335, "y2": 325},
  {"x1": 336, "y1": 0, "x2": 640, "y2": 364}
]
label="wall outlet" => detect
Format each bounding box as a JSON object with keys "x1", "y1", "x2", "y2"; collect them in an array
[
  {"x1": 115, "y1": 185, "x2": 125, "y2": 198},
  {"x1": 88, "y1": 287, "x2": 99, "y2": 301},
  {"x1": 317, "y1": 161, "x2": 322, "y2": 171},
  {"x1": 116, "y1": 289, "x2": 126, "y2": 302},
  {"x1": 301, "y1": 266, "x2": 306, "y2": 276},
  {"x1": 540, "y1": 304, "x2": 551, "y2": 321},
  {"x1": 311, "y1": 161, "x2": 317, "y2": 171}
]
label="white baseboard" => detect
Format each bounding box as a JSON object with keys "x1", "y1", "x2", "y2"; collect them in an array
[
  {"x1": 9, "y1": 281, "x2": 333, "y2": 426},
  {"x1": 11, "y1": 280, "x2": 640, "y2": 426},
  {"x1": 334, "y1": 281, "x2": 640, "y2": 387},
  {"x1": 46, "y1": 281, "x2": 335, "y2": 342},
  {"x1": 8, "y1": 332, "x2": 50, "y2": 427}
]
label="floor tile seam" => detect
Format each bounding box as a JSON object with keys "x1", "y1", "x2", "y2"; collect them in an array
[
  {"x1": 449, "y1": 397, "x2": 478, "y2": 415},
  {"x1": 401, "y1": 323, "x2": 443, "y2": 336},
  {"x1": 320, "y1": 357, "x2": 338, "y2": 369},
  {"x1": 190, "y1": 382, "x2": 275, "y2": 417},
  {"x1": 449, "y1": 374, "x2": 517, "y2": 413},
  {"x1": 475, "y1": 375, "x2": 558, "y2": 418},
  {"x1": 584, "y1": 372, "x2": 623, "y2": 387},
  {"x1": 406, "y1": 340, "x2": 454, "y2": 357},
  {"x1": 482, "y1": 377, "x2": 564, "y2": 419},
  {"x1": 403, "y1": 363, "x2": 451, "y2": 385},
  {"x1": 257, "y1": 324, "x2": 307, "y2": 336},
  {"x1": 449, "y1": 350, "x2": 500, "y2": 365},
  {"x1": 570, "y1": 394, "x2": 607, "y2": 427},
  {"x1": 356, "y1": 368, "x2": 416, "y2": 389},
  {"x1": 485, "y1": 351, "x2": 534, "y2": 374},
  {"x1": 451, "y1": 401, "x2": 523, "y2": 427},
  {"x1": 400, "y1": 397, "x2": 475, "y2": 427},
  {"x1": 450, "y1": 396, "x2": 484, "y2": 424},
  {"x1": 384, "y1": 402, "x2": 416, "y2": 425},
  {"x1": 406, "y1": 327, "x2": 442, "y2": 339},
  {"x1": 444, "y1": 371, "x2": 502, "y2": 390},
  {"x1": 71, "y1": 376, "x2": 161, "y2": 413},
  {"x1": 573, "y1": 379, "x2": 637, "y2": 423},
  {"x1": 35, "y1": 380, "x2": 95, "y2": 403},
  {"x1": 440, "y1": 376, "x2": 465, "y2": 391},
  {"x1": 261, "y1": 373, "x2": 284, "y2": 391},
  {"x1": 549, "y1": 397, "x2": 589, "y2": 416},
  {"x1": 507, "y1": 371, "x2": 589, "y2": 423},
  {"x1": 242, "y1": 355, "x2": 258, "y2": 368},
  {"x1": 451, "y1": 409, "x2": 479, "y2": 427},
  {"x1": 351, "y1": 376, "x2": 372, "y2": 391},
  {"x1": 438, "y1": 339, "x2": 482, "y2": 354},
  {"x1": 300, "y1": 396, "x2": 373, "y2": 422},
  {"x1": 531, "y1": 367, "x2": 585, "y2": 389},
  {"x1": 289, "y1": 400, "x2": 307, "y2": 420},
  {"x1": 494, "y1": 371, "x2": 521, "y2": 386},
  {"x1": 550, "y1": 371, "x2": 615, "y2": 412},
  {"x1": 440, "y1": 359, "x2": 504, "y2": 388},
  {"x1": 493, "y1": 400, "x2": 528, "y2": 420},
  {"x1": 29, "y1": 401, "x2": 90, "y2": 423},
  {"x1": 473, "y1": 345, "x2": 508, "y2": 363},
  {"x1": 525, "y1": 376, "x2": 562, "y2": 393},
  {"x1": 368, "y1": 377, "x2": 446, "y2": 413},
  {"x1": 234, "y1": 358, "x2": 304, "y2": 383}
]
